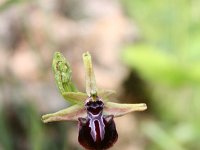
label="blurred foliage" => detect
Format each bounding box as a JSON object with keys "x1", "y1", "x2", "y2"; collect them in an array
[
  {"x1": 0, "y1": 0, "x2": 27, "y2": 11},
  {"x1": 0, "y1": 102, "x2": 73, "y2": 150},
  {"x1": 121, "y1": 0, "x2": 200, "y2": 150}
]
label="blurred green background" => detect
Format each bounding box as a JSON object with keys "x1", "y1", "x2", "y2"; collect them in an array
[{"x1": 0, "y1": 0, "x2": 200, "y2": 150}]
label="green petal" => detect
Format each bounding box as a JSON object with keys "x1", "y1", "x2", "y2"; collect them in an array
[
  {"x1": 98, "y1": 89, "x2": 116, "y2": 101},
  {"x1": 104, "y1": 102, "x2": 147, "y2": 117},
  {"x1": 41, "y1": 104, "x2": 86, "y2": 123},
  {"x1": 62, "y1": 90, "x2": 116, "y2": 104},
  {"x1": 63, "y1": 92, "x2": 87, "y2": 104}
]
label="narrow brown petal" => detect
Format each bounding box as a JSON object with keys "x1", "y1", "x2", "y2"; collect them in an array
[
  {"x1": 104, "y1": 102, "x2": 147, "y2": 117},
  {"x1": 41, "y1": 104, "x2": 86, "y2": 123}
]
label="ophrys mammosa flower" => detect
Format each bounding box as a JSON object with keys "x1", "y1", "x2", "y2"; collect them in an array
[{"x1": 42, "y1": 52, "x2": 147, "y2": 150}]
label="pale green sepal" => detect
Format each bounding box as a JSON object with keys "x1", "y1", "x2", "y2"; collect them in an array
[
  {"x1": 82, "y1": 52, "x2": 97, "y2": 97},
  {"x1": 52, "y1": 52, "x2": 77, "y2": 95},
  {"x1": 42, "y1": 104, "x2": 86, "y2": 123},
  {"x1": 104, "y1": 102, "x2": 147, "y2": 117},
  {"x1": 63, "y1": 92, "x2": 88, "y2": 104}
]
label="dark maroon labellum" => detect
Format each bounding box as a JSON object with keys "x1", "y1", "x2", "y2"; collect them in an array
[{"x1": 78, "y1": 97, "x2": 118, "y2": 150}]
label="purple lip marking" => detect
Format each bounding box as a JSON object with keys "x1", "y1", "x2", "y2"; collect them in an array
[{"x1": 78, "y1": 97, "x2": 118, "y2": 150}]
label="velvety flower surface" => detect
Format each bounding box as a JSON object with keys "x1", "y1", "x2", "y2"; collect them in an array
[{"x1": 42, "y1": 52, "x2": 147, "y2": 150}]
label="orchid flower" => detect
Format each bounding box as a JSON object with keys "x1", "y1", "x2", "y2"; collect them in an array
[{"x1": 42, "y1": 52, "x2": 147, "y2": 150}]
